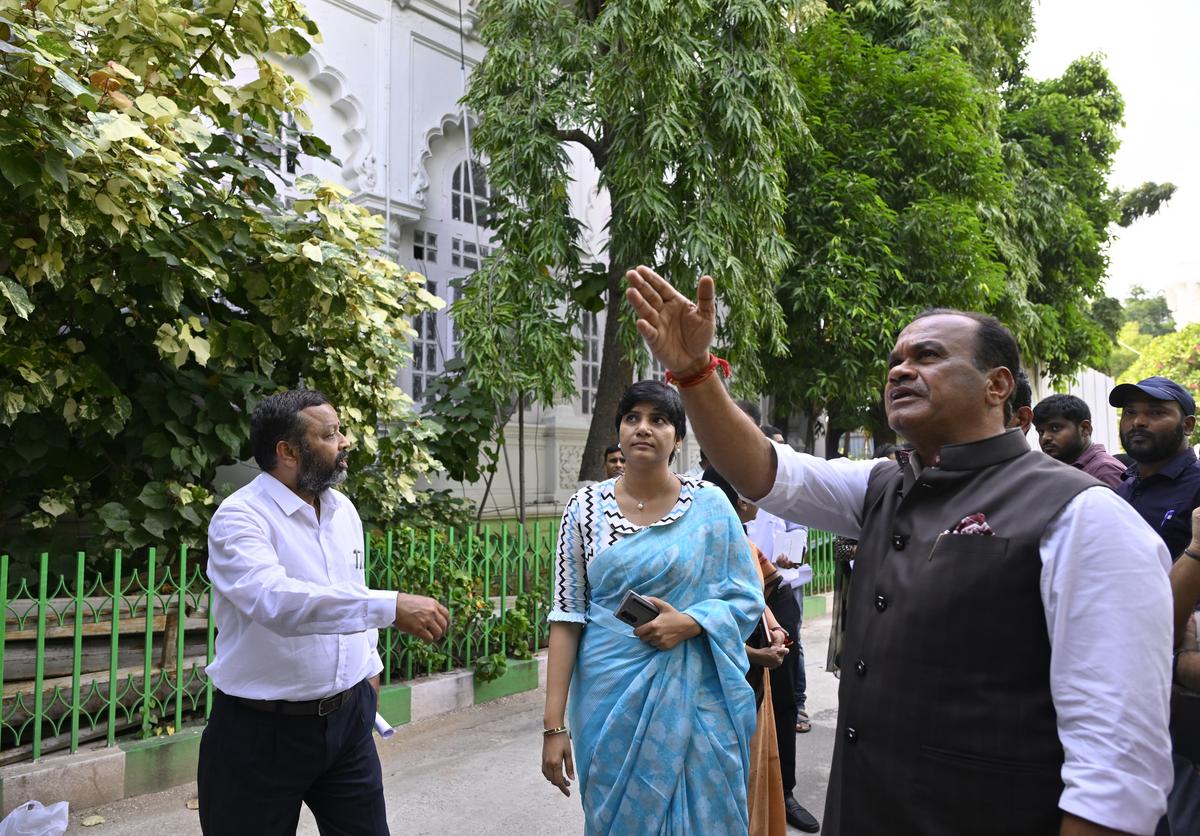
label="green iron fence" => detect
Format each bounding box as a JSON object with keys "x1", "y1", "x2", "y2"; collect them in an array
[{"x1": 0, "y1": 521, "x2": 836, "y2": 766}]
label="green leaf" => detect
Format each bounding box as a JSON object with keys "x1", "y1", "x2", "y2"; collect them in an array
[
  {"x1": 0, "y1": 149, "x2": 39, "y2": 187},
  {"x1": 0, "y1": 278, "x2": 33, "y2": 319},
  {"x1": 96, "y1": 502, "x2": 132, "y2": 533},
  {"x1": 137, "y1": 482, "x2": 170, "y2": 510},
  {"x1": 144, "y1": 432, "x2": 173, "y2": 457}
]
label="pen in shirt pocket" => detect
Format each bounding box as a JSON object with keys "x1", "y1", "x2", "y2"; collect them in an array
[{"x1": 1160, "y1": 509, "x2": 1175, "y2": 528}]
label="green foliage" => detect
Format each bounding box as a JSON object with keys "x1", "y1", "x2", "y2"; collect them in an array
[
  {"x1": 994, "y1": 55, "x2": 1126, "y2": 379},
  {"x1": 829, "y1": 0, "x2": 1035, "y2": 83},
  {"x1": 1108, "y1": 321, "x2": 1152, "y2": 380},
  {"x1": 461, "y1": 0, "x2": 808, "y2": 467},
  {"x1": 1116, "y1": 182, "x2": 1177, "y2": 228},
  {"x1": 370, "y1": 526, "x2": 552, "y2": 683},
  {"x1": 766, "y1": 16, "x2": 1009, "y2": 423},
  {"x1": 1122, "y1": 285, "x2": 1177, "y2": 337},
  {"x1": 1120, "y1": 323, "x2": 1200, "y2": 445},
  {"x1": 0, "y1": 0, "x2": 441, "y2": 560}
]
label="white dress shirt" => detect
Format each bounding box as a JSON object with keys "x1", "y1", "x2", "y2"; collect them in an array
[
  {"x1": 206, "y1": 473, "x2": 398, "y2": 700},
  {"x1": 758, "y1": 442, "x2": 1174, "y2": 835}
]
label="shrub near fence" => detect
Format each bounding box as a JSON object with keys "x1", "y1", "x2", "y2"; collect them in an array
[{"x1": 0, "y1": 522, "x2": 835, "y2": 766}]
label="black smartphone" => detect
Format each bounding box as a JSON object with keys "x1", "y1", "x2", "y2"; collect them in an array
[{"x1": 615, "y1": 590, "x2": 660, "y2": 628}]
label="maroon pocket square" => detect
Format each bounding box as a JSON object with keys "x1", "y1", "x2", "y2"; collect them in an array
[{"x1": 946, "y1": 512, "x2": 995, "y2": 536}]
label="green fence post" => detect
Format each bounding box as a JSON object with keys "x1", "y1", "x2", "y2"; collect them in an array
[
  {"x1": 464, "y1": 526, "x2": 475, "y2": 668},
  {"x1": 205, "y1": 563, "x2": 215, "y2": 721},
  {"x1": 0, "y1": 555, "x2": 7, "y2": 724},
  {"x1": 70, "y1": 551, "x2": 85, "y2": 753},
  {"x1": 175, "y1": 544, "x2": 187, "y2": 731},
  {"x1": 142, "y1": 547, "x2": 157, "y2": 736},
  {"x1": 108, "y1": 549, "x2": 122, "y2": 745},
  {"x1": 33, "y1": 553, "x2": 48, "y2": 760}
]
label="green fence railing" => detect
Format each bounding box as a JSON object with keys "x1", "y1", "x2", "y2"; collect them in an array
[{"x1": 1, "y1": 520, "x2": 835, "y2": 766}]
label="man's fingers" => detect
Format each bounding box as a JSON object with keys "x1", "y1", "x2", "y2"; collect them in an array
[
  {"x1": 628, "y1": 267, "x2": 666, "y2": 309},
  {"x1": 625, "y1": 284, "x2": 661, "y2": 328},
  {"x1": 565, "y1": 750, "x2": 575, "y2": 781},
  {"x1": 633, "y1": 317, "x2": 659, "y2": 345},
  {"x1": 635, "y1": 265, "x2": 687, "y2": 305}
]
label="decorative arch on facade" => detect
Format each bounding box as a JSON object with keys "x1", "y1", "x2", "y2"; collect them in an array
[
  {"x1": 411, "y1": 109, "x2": 480, "y2": 207},
  {"x1": 281, "y1": 48, "x2": 375, "y2": 191}
]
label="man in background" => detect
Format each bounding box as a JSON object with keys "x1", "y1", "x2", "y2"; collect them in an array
[
  {"x1": 200, "y1": 389, "x2": 449, "y2": 834},
  {"x1": 1033, "y1": 394, "x2": 1126, "y2": 487},
  {"x1": 1110, "y1": 376, "x2": 1200, "y2": 836},
  {"x1": 602, "y1": 443, "x2": 625, "y2": 478}
]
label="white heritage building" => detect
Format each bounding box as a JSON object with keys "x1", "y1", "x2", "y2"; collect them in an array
[{"x1": 271, "y1": 0, "x2": 703, "y2": 517}]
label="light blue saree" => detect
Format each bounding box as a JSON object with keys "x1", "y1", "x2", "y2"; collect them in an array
[{"x1": 569, "y1": 486, "x2": 764, "y2": 835}]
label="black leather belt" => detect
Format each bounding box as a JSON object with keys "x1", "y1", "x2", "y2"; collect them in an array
[{"x1": 222, "y1": 686, "x2": 356, "y2": 717}]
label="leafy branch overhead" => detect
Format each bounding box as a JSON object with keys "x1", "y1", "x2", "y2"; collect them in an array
[
  {"x1": 0, "y1": 0, "x2": 441, "y2": 566},
  {"x1": 461, "y1": 0, "x2": 809, "y2": 479}
]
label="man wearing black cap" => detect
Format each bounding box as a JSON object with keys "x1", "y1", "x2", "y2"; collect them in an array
[
  {"x1": 1110, "y1": 376, "x2": 1200, "y2": 836},
  {"x1": 1111, "y1": 376, "x2": 1200, "y2": 560}
]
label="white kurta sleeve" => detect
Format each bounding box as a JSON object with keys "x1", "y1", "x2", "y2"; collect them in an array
[
  {"x1": 756, "y1": 441, "x2": 884, "y2": 537},
  {"x1": 1039, "y1": 486, "x2": 1173, "y2": 833}
]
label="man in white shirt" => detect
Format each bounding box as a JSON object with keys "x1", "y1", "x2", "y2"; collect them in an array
[
  {"x1": 198, "y1": 389, "x2": 449, "y2": 835},
  {"x1": 627, "y1": 266, "x2": 1173, "y2": 836}
]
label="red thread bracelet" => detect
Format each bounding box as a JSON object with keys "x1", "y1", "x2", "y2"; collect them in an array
[{"x1": 665, "y1": 354, "x2": 730, "y2": 388}]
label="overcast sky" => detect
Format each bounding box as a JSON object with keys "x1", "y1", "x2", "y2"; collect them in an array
[{"x1": 1025, "y1": 0, "x2": 1199, "y2": 301}]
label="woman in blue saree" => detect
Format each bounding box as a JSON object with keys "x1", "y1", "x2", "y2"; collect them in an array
[{"x1": 541, "y1": 380, "x2": 765, "y2": 835}]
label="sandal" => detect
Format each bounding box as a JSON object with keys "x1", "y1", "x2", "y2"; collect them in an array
[{"x1": 795, "y1": 710, "x2": 811, "y2": 734}]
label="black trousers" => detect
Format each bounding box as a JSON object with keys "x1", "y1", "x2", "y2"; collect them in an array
[
  {"x1": 197, "y1": 678, "x2": 388, "y2": 835},
  {"x1": 768, "y1": 584, "x2": 801, "y2": 796}
]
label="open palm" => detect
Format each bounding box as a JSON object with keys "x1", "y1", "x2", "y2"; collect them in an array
[{"x1": 624, "y1": 265, "x2": 715, "y2": 375}]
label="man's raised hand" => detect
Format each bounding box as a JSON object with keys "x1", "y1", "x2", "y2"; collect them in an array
[
  {"x1": 625, "y1": 266, "x2": 715, "y2": 377},
  {"x1": 394, "y1": 593, "x2": 450, "y2": 642}
]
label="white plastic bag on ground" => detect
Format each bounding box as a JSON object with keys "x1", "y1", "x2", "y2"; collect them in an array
[{"x1": 0, "y1": 801, "x2": 69, "y2": 836}]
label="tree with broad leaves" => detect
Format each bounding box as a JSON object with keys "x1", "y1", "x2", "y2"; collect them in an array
[{"x1": 0, "y1": 0, "x2": 442, "y2": 576}]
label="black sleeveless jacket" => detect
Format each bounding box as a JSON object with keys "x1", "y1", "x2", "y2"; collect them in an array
[{"x1": 823, "y1": 430, "x2": 1099, "y2": 836}]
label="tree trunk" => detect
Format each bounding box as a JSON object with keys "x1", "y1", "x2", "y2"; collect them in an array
[
  {"x1": 578, "y1": 265, "x2": 635, "y2": 482},
  {"x1": 824, "y1": 426, "x2": 846, "y2": 459}
]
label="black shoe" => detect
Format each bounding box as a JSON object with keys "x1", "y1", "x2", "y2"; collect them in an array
[{"x1": 784, "y1": 793, "x2": 820, "y2": 832}]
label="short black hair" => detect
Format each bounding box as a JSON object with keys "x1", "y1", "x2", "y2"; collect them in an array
[
  {"x1": 701, "y1": 466, "x2": 739, "y2": 511},
  {"x1": 604, "y1": 443, "x2": 622, "y2": 457},
  {"x1": 1005, "y1": 370, "x2": 1032, "y2": 425},
  {"x1": 734, "y1": 399, "x2": 762, "y2": 425},
  {"x1": 912, "y1": 308, "x2": 1021, "y2": 378},
  {"x1": 760, "y1": 424, "x2": 783, "y2": 439},
  {"x1": 615, "y1": 380, "x2": 687, "y2": 442},
  {"x1": 1011, "y1": 370, "x2": 1032, "y2": 410},
  {"x1": 250, "y1": 389, "x2": 331, "y2": 471},
  {"x1": 1033, "y1": 394, "x2": 1091, "y2": 427},
  {"x1": 875, "y1": 442, "x2": 897, "y2": 459}
]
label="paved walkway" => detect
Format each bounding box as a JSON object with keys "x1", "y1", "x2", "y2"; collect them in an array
[{"x1": 67, "y1": 613, "x2": 838, "y2": 834}]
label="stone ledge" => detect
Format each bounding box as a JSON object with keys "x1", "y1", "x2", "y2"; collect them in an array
[
  {"x1": 0, "y1": 651, "x2": 553, "y2": 813},
  {"x1": 0, "y1": 743, "x2": 125, "y2": 817}
]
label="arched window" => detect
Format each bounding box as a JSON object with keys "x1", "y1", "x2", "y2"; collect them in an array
[{"x1": 451, "y1": 161, "x2": 490, "y2": 227}]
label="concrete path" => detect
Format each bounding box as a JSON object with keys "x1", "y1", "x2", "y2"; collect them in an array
[{"x1": 67, "y1": 614, "x2": 838, "y2": 834}]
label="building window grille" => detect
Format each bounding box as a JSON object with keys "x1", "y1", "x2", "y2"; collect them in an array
[
  {"x1": 581, "y1": 312, "x2": 601, "y2": 414},
  {"x1": 451, "y1": 238, "x2": 492, "y2": 270},
  {"x1": 412, "y1": 279, "x2": 441, "y2": 400},
  {"x1": 413, "y1": 230, "x2": 438, "y2": 263},
  {"x1": 451, "y1": 161, "x2": 491, "y2": 227}
]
